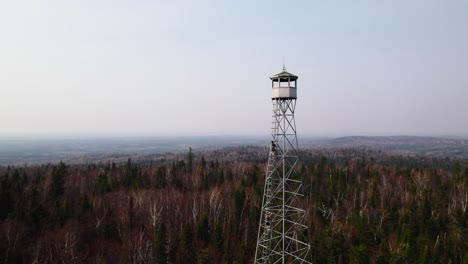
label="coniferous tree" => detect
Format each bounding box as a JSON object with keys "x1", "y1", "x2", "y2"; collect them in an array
[
  {"x1": 180, "y1": 224, "x2": 196, "y2": 263},
  {"x1": 212, "y1": 224, "x2": 224, "y2": 252},
  {"x1": 155, "y1": 222, "x2": 167, "y2": 264},
  {"x1": 187, "y1": 147, "x2": 194, "y2": 174},
  {"x1": 196, "y1": 215, "x2": 210, "y2": 243},
  {"x1": 49, "y1": 161, "x2": 66, "y2": 200},
  {"x1": 155, "y1": 166, "x2": 167, "y2": 188}
]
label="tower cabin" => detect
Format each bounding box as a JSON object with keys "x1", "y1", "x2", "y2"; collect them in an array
[{"x1": 270, "y1": 67, "x2": 298, "y2": 100}]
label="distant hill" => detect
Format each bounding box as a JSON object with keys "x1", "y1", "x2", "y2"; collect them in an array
[
  {"x1": 0, "y1": 137, "x2": 265, "y2": 166},
  {"x1": 0, "y1": 135, "x2": 467, "y2": 165},
  {"x1": 302, "y1": 136, "x2": 468, "y2": 157}
]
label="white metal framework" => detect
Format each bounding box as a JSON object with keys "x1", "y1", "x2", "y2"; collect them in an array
[{"x1": 254, "y1": 68, "x2": 311, "y2": 264}]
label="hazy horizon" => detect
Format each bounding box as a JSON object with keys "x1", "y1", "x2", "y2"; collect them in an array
[
  {"x1": 1, "y1": 0, "x2": 467, "y2": 137},
  {"x1": 0, "y1": 133, "x2": 467, "y2": 141}
]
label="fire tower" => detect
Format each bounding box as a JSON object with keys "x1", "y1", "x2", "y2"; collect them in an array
[{"x1": 254, "y1": 66, "x2": 311, "y2": 264}]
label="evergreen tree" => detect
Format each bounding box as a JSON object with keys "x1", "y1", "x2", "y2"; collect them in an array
[
  {"x1": 196, "y1": 215, "x2": 210, "y2": 243},
  {"x1": 155, "y1": 166, "x2": 167, "y2": 188},
  {"x1": 212, "y1": 224, "x2": 224, "y2": 252},
  {"x1": 96, "y1": 172, "x2": 110, "y2": 193},
  {"x1": 170, "y1": 162, "x2": 183, "y2": 190},
  {"x1": 187, "y1": 147, "x2": 194, "y2": 174},
  {"x1": 0, "y1": 174, "x2": 14, "y2": 219},
  {"x1": 155, "y1": 222, "x2": 167, "y2": 264},
  {"x1": 49, "y1": 161, "x2": 66, "y2": 200},
  {"x1": 180, "y1": 224, "x2": 196, "y2": 263}
]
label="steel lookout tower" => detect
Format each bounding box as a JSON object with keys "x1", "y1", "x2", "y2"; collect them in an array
[{"x1": 254, "y1": 66, "x2": 311, "y2": 264}]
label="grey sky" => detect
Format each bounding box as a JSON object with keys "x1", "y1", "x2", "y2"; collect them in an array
[{"x1": 1, "y1": 0, "x2": 467, "y2": 137}]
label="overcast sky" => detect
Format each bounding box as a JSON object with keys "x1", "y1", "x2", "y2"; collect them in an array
[{"x1": 1, "y1": 0, "x2": 467, "y2": 137}]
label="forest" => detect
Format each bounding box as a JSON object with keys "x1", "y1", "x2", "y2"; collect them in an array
[{"x1": 0, "y1": 146, "x2": 467, "y2": 263}]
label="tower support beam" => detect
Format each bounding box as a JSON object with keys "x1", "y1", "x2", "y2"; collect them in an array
[{"x1": 254, "y1": 80, "x2": 311, "y2": 264}]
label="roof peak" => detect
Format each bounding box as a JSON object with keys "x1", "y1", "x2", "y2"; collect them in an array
[{"x1": 270, "y1": 69, "x2": 298, "y2": 80}]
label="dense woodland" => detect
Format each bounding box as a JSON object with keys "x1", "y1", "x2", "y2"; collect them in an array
[{"x1": 0, "y1": 147, "x2": 467, "y2": 263}]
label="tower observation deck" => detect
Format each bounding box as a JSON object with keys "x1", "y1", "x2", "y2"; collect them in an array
[
  {"x1": 271, "y1": 67, "x2": 298, "y2": 99},
  {"x1": 254, "y1": 66, "x2": 311, "y2": 264}
]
